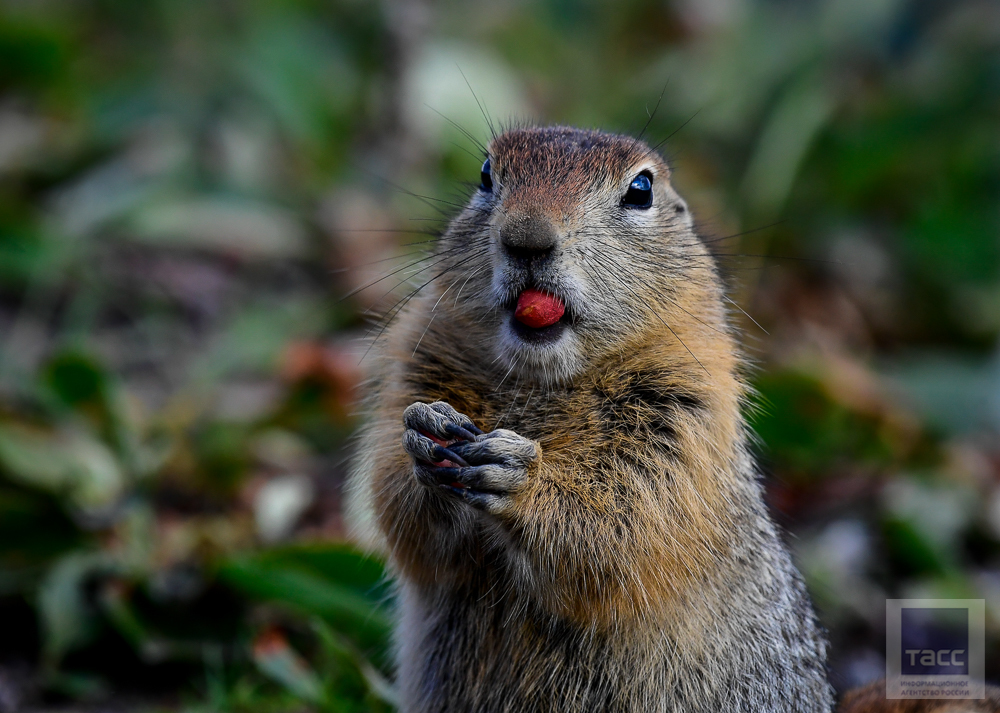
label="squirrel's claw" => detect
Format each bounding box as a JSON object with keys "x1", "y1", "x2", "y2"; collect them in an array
[
  {"x1": 403, "y1": 401, "x2": 480, "y2": 443},
  {"x1": 444, "y1": 422, "x2": 481, "y2": 441},
  {"x1": 448, "y1": 430, "x2": 539, "y2": 468},
  {"x1": 433, "y1": 445, "x2": 470, "y2": 467},
  {"x1": 402, "y1": 428, "x2": 441, "y2": 465},
  {"x1": 402, "y1": 401, "x2": 537, "y2": 514}
]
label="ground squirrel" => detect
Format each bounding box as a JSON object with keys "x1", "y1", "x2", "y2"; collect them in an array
[{"x1": 347, "y1": 126, "x2": 991, "y2": 712}]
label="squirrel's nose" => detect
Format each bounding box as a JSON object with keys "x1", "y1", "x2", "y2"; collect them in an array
[{"x1": 500, "y1": 215, "x2": 557, "y2": 262}]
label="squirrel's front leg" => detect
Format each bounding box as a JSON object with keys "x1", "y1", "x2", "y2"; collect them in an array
[
  {"x1": 401, "y1": 401, "x2": 539, "y2": 515},
  {"x1": 401, "y1": 400, "x2": 703, "y2": 628}
]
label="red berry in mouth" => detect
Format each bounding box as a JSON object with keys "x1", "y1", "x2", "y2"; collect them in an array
[{"x1": 515, "y1": 288, "x2": 565, "y2": 329}]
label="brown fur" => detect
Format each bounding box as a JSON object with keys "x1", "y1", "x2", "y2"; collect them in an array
[
  {"x1": 840, "y1": 681, "x2": 1000, "y2": 712},
  {"x1": 349, "y1": 126, "x2": 830, "y2": 711}
]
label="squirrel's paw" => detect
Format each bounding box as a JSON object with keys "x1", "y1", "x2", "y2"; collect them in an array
[{"x1": 402, "y1": 401, "x2": 538, "y2": 514}]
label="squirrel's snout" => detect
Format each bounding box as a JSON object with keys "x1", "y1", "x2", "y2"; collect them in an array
[{"x1": 499, "y1": 215, "x2": 557, "y2": 264}]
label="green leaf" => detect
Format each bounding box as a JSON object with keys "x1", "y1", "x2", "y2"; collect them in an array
[
  {"x1": 0, "y1": 483, "x2": 85, "y2": 593},
  {"x1": 0, "y1": 16, "x2": 71, "y2": 92},
  {"x1": 43, "y1": 350, "x2": 109, "y2": 409},
  {"x1": 253, "y1": 542, "x2": 390, "y2": 599},
  {"x1": 37, "y1": 551, "x2": 113, "y2": 667},
  {"x1": 0, "y1": 424, "x2": 125, "y2": 513},
  {"x1": 127, "y1": 197, "x2": 309, "y2": 260},
  {"x1": 881, "y1": 516, "x2": 950, "y2": 578},
  {"x1": 252, "y1": 628, "x2": 325, "y2": 704},
  {"x1": 312, "y1": 618, "x2": 397, "y2": 708},
  {"x1": 741, "y1": 72, "x2": 836, "y2": 217},
  {"x1": 217, "y1": 543, "x2": 391, "y2": 657}
]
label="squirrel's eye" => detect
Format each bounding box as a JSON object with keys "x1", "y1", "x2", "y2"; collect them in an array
[
  {"x1": 480, "y1": 158, "x2": 493, "y2": 192},
  {"x1": 621, "y1": 172, "x2": 653, "y2": 209}
]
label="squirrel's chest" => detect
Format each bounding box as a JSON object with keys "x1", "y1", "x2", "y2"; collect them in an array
[
  {"x1": 398, "y1": 364, "x2": 580, "y2": 444},
  {"x1": 399, "y1": 365, "x2": 692, "y2": 461}
]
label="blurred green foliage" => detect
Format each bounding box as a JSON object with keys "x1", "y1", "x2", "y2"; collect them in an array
[{"x1": 0, "y1": 0, "x2": 998, "y2": 709}]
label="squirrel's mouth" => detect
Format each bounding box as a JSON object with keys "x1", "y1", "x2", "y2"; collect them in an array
[
  {"x1": 495, "y1": 280, "x2": 583, "y2": 383},
  {"x1": 508, "y1": 287, "x2": 571, "y2": 344}
]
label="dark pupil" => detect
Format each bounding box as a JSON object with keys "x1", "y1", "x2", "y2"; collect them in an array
[
  {"x1": 480, "y1": 158, "x2": 493, "y2": 192},
  {"x1": 622, "y1": 172, "x2": 653, "y2": 209}
]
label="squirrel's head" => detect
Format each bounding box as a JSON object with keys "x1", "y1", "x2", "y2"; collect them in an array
[{"x1": 434, "y1": 125, "x2": 721, "y2": 386}]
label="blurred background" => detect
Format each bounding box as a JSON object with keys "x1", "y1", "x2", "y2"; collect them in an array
[{"x1": 0, "y1": 0, "x2": 998, "y2": 710}]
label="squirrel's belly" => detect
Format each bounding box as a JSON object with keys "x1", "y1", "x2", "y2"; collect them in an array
[
  {"x1": 393, "y1": 580, "x2": 832, "y2": 713},
  {"x1": 395, "y1": 583, "x2": 634, "y2": 713}
]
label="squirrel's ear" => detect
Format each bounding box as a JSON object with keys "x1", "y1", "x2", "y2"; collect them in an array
[{"x1": 673, "y1": 197, "x2": 693, "y2": 228}]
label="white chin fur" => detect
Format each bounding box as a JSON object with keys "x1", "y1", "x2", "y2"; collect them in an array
[{"x1": 495, "y1": 321, "x2": 584, "y2": 386}]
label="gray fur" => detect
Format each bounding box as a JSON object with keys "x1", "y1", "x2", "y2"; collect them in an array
[{"x1": 349, "y1": 126, "x2": 836, "y2": 712}]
